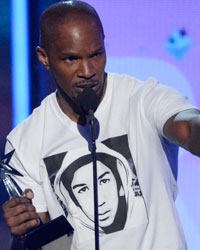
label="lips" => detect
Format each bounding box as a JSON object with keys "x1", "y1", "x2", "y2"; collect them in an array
[
  {"x1": 76, "y1": 82, "x2": 98, "y2": 89},
  {"x1": 98, "y1": 209, "x2": 110, "y2": 221},
  {"x1": 75, "y1": 81, "x2": 99, "y2": 89},
  {"x1": 99, "y1": 216, "x2": 109, "y2": 222},
  {"x1": 74, "y1": 82, "x2": 100, "y2": 97}
]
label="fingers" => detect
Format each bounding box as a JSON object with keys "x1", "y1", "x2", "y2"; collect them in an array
[
  {"x1": 7, "y1": 210, "x2": 38, "y2": 226},
  {"x1": 3, "y1": 201, "x2": 36, "y2": 219},
  {"x1": 2, "y1": 196, "x2": 30, "y2": 210},
  {"x1": 1, "y1": 189, "x2": 39, "y2": 236},
  {"x1": 23, "y1": 189, "x2": 34, "y2": 200},
  {"x1": 2, "y1": 189, "x2": 34, "y2": 210},
  {"x1": 10, "y1": 217, "x2": 40, "y2": 236}
]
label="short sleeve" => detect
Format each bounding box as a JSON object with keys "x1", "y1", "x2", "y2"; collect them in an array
[
  {"x1": 4, "y1": 140, "x2": 48, "y2": 213},
  {"x1": 143, "y1": 78, "x2": 196, "y2": 136}
]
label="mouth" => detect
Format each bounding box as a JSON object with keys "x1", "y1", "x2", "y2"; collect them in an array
[
  {"x1": 98, "y1": 210, "x2": 110, "y2": 221},
  {"x1": 75, "y1": 81, "x2": 99, "y2": 91}
]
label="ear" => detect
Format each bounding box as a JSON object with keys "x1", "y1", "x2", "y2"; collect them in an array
[{"x1": 36, "y1": 46, "x2": 50, "y2": 70}]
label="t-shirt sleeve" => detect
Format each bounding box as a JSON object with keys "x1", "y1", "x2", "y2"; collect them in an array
[
  {"x1": 143, "y1": 78, "x2": 196, "y2": 136},
  {"x1": 4, "y1": 140, "x2": 48, "y2": 213}
]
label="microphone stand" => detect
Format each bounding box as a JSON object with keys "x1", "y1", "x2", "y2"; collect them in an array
[{"x1": 87, "y1": 110, "x2": 100, "y2": 250}]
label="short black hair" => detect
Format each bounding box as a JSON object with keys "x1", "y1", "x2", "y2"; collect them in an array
[{"x1": 40, "y1": 0, "x2": 104, "y2": 51}]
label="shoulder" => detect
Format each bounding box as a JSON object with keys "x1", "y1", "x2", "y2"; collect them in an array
[
  {"x1": 7, "y1": 93, "x2": 56, "y2": 148},
  {"x1": 107, "y1": 72, "x2": 142, "y2": 87},
  {"x1": 107, "y1": 72, "x2": 166, "y2": 97},
  {"x1": 107, "y1": 72, "x2": 143, "y2": 97}
]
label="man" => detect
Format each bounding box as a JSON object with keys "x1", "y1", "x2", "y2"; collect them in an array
[{"x1": 2, "y1": 1, "x2": 200, "y2": 250}]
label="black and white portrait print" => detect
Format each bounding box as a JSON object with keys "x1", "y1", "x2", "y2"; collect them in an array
[
  {"x1": 44, "y1": 135, "x2": 148, "y2": 243},
  {"x1": 60, "y1": 153, "x2": 128, "y2": 234}
]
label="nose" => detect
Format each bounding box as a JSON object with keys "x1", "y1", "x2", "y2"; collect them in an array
[
  {"x1": 77, "y1": 59, "x2": 96, "y2": 79},
  {"x1": 98, "y1": 190, "x2": 106, "y2": 207}
]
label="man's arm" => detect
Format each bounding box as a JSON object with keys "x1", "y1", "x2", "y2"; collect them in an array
[{"x1": 163, "y1": 108, "x2": 200, "y2": 156}]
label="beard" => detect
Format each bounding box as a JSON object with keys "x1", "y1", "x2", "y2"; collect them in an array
[{"x1": 56, "y1": 74, "x2": 107, "y2": 116}]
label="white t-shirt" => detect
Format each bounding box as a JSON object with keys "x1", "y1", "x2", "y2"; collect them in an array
[{"x1": 5, "y1": 73, "x2": 195, "y2": 250}]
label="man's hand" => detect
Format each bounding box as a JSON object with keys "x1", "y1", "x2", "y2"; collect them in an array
[{"x1": 2, "y1": 189, "x2": 40, "y2": 236}]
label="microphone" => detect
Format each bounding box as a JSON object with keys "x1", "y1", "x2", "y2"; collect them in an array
[
  {"x1": 76, "y1": 88, "x2": 98, "y2": 123},
  {"x1": 76, "y1": 88, "x2": 100, "y2": 250}
]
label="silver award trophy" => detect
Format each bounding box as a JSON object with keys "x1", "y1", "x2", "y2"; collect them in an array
[{"x1": 0, "y1": 150, "x2": 73, "y2": 250}]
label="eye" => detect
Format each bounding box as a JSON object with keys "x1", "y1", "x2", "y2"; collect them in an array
[
  {"x1": 90, "y1": 51, "x2": 103, "y2": 58},
  {"x1": 99, "y1": 178, "x2": 110, "y2": 185},
  {"x1": 78, "y1": 186, "x2": 89, "y2": 194},
  {"x1": 65, "y1": 56, "x2": 78, "y2": 62}
]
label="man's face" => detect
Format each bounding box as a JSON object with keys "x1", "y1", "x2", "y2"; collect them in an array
[
  {"x1": 46, "y1": 17, "x2": 106, "y2": 110},
  {"x1": 71, "y1": 161, "x2": 119, "y2": 228}
]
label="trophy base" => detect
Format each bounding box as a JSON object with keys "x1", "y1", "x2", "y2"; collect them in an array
[{"x1": 23, "y1": 215, "x2": 73, "y2": 250}]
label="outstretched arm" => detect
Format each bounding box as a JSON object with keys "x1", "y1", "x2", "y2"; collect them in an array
[{"x1": 163, "y1": 108, "x2": 200, "y2": 156}]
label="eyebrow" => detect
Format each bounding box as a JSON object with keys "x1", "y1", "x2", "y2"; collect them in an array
[
  {"x1": 98, "y1": 171, "x2": 110, "y2": 180},
  {"x1": 59, "y1": 53, "x2": 81, "y2": 60},
  {"x1": 72, "y1": 183, "x2": 86, "y2": 190},
  {"x1": 60, "y1": 46, "x2": 105, "y2": 58}
]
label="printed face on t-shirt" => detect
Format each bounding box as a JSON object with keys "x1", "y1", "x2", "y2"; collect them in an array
[
  {"x1": 71, "y1": 160, "x2": 119, "y2": 227},
  {"x1": 45, "y1": 135, "x2": 148, "y2": 239}
]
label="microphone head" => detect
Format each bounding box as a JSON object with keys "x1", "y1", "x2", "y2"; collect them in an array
[{"x1": 75, "y1": 88, "x2": 98, "y2": 116}]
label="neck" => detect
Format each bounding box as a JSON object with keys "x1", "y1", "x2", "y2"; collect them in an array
[{"x1": 56, "y1": 91, "x2": 85, "y2": 124}]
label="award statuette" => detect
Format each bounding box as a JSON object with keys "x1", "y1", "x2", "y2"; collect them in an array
[{"x1": 0, "y1": 150, "x2": 73, "y2": 250}]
